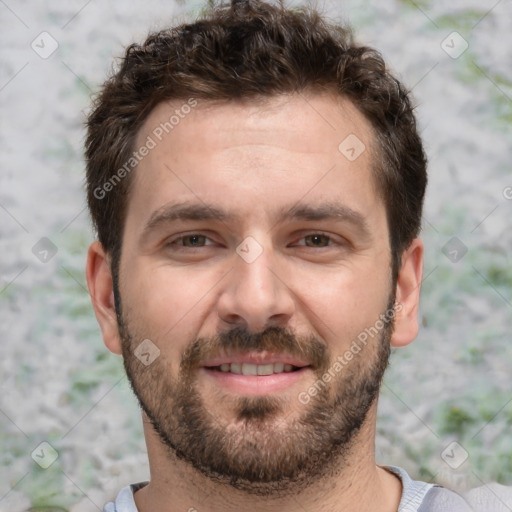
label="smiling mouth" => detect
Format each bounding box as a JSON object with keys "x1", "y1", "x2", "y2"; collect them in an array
[
  {"x1": 200, "y1": 354, "x2": 313, "y2": 395},
  {"x1": 205, "y1": 362, "x2": 307, "y2": 375}
]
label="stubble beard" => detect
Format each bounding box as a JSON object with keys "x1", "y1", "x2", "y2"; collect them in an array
[{"x1": 117, "y1": 294, "x2": 394, "y2": 497}]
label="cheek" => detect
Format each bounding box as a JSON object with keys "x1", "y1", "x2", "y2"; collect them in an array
[
  {"x1": 121, "y1": 260, "x2": 219, "y2": 347},
  {"x1": 290, "y1": 263, "x2": 391, "y2": 348}
]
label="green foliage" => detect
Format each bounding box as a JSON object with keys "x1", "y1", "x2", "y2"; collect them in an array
[
  {"x1": 435, "y1": 10, "x2": 486, "y2": 32},
  {"x1": 439, "y1": 403, "x2": 476, "y2": 437},
  {"x1": 460, "y1": 345, "x2": 484, "y2": 365},
  {"x1": 66, "y1": 354, "x2": 124, "y2": 407},
  {"x1": 398, "y1": 0, "x2": 432, "y2": 10},
  {"x1": 417, "y1": 465, "x2": 436, "y2": 482},
  {"x1": 24, "y1": 465, "x2": 74, "y2": 511},
  {"x1": 486, "y1": 263, "x2": 511, "y2": 289}
]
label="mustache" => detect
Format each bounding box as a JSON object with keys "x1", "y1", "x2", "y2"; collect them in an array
[{"x1": 180, "y1": 325, "x2": 329, "y2": 376}]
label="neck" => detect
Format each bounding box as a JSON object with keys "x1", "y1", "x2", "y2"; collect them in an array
[{"x1": 134, "y1": 405, "x2": 402, "y2": 512}]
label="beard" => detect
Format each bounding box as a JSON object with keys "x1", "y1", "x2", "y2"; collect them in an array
[{"x1": 116, "y1": 291, "x2": 395, "y2": 497}]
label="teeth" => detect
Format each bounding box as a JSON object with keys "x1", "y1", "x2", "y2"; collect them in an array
[
  {"x1": 214, "y1": 362, "x2": 301, "y2": 374},
  {"x1": 257, "y1": 364, "x2": 274, "y2": 376},
  {"x1": 242, "y1": 363, "x2": 258, "y2": 376},
  {"x1": 230, "y1": 363, "x2": 242, "y2": 374},
  {"x1": 273, "y1": 362, "x2": 284, "y2": 373}
]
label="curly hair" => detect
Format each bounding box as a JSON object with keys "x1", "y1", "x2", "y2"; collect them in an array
[{"x1": 85, "y1": 0, "x2": 427, "y2": 280}]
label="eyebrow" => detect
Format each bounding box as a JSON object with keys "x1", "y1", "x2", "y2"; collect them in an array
[
  {"x1": 141, "y1": 200, "x2": 371, "y2": 241},
  {"x1": 276, "y1": 202, "x2": 372, "y2": 242},
  {"x1": 279, "y1": 202, "x2": 369, "y2": 233},
  {"x1": 143, "y1": 202, "x2": 233, "y2": 236}
]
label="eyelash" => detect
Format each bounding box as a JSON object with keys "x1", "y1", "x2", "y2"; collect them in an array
[{"x1": 166, "y1": 232, "x2": 340, "y2": 250}]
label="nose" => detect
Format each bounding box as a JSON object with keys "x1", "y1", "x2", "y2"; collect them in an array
[{"x1": 216, "y1": 239, "x2": 295, "y2": 333}]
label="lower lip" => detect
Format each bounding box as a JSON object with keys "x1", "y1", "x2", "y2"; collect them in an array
[{"x1": 200, "y1": 367, "x2": 312, "y2": 395}]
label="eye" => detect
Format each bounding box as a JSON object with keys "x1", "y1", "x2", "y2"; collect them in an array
[
  {"x1": 293, "y1": 233, "x2": 336, "y2": 248},
  {"x1": 167, "y1": 234, "x2": 214, "y2": 249},
  {"x1": 302, "y1": 233, "x2": 332, "y2": 248}
]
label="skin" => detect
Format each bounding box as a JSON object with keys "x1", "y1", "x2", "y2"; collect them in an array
[{"x1": 86, "y1": 92, "x2": 424, "y2": 512}]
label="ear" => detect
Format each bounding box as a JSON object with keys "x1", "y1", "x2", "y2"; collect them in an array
[
  {"x1": 85, "y1": 241, "x2": 122, "y2": 355},
  {"x1": 390, "y1": 238, "x2": 424, "y2": 348}
]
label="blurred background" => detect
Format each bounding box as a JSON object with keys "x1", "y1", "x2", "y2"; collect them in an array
[{"x1": 0, "y1": 0, "x2": 511, "y2": 510}]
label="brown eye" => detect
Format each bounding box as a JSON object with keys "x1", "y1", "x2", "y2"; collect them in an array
[
  {"x1": 303, "y1": 234, "x2": 331, "y2": 247},
  {"x1": 180, "y1": 235, "x2": 208, "y2": 247}
]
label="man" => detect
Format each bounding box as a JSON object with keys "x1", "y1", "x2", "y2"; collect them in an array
[{"x1": 84, "y1": 1, "x2": 505, "y2": 510}]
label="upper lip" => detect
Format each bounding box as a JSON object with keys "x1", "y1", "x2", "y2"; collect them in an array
[{"x1": 200, "y1": 351, "x2": 311, "y2": 368}]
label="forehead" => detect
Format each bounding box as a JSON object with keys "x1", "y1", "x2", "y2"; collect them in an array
[
  {"x1": 126, "y1": 92, "x2": 385, "y2": 236},
  {"x1": 136, "y1": 93, "x2": 374, "y2": 164}
]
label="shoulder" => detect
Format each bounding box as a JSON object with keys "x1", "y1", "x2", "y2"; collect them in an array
[
  {"x1": 421, "y1": 483, "x2": 512, "y2": 512},
  {"x1": 103, "y1": 482, "x2": 148, "y2": 512},
  {"x1": 462, "y1": 482, "x2": 512, "y2": 512},
  {"x1": 419, "y1": 486, "x2": 475, "y2": 511},
  {"x1": 385, "y1": 466, "x2": 512, "y2": 512}
]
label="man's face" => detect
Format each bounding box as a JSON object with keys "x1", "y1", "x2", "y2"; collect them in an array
[{"x1": 115, "y1": 93, "x2": 396, "y2": 493}]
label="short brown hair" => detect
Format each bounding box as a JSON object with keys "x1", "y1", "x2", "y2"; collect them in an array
[{"x1": 85, "y1": 0, "x2": 427, "y2": 279}]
